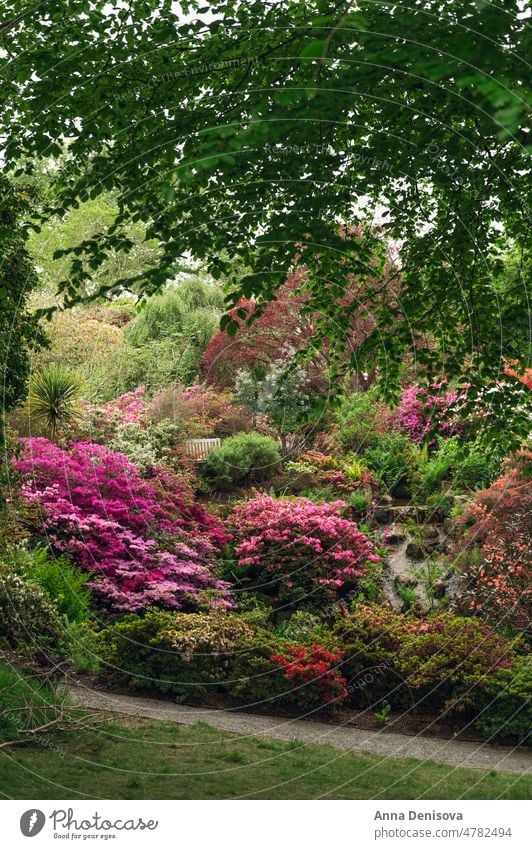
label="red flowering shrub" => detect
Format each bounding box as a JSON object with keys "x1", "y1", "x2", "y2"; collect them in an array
[
  {"x1": 270, "y1": 643, "x2": 347, "y2": 707},
  {"x1": 201, "y1": 272, "x2": 320, "y2": 389},
  {"x1": 14, "y1": 438, "x2": 232, "y2": 612},
  {"x1": 229, "y1": 495, "x2": 378, "y2": 606},
  {"x1": 394, "y1": 383, "x2": 461, "y2": 443},
  {"x1": 454, "y1": 449, "x2": 532, "y2": 631},
  {"x1": 203, "y1": 251, "x2": 400, "y2": 393}
]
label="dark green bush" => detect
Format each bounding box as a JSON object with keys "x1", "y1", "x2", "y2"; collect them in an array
[
  {"x1": 334, "y1": 604, "x2": 518, "y2": 716},
  {"x1": 10, "y1": 547, "x2": 91, "y2": 624},
  {"x1": 203, "y1": 432, "x2": 281, "y2": 490},
  {"x1": 349, "y1": 490, "x2": 372, "y2": 513},
  {"x1": 474, "y1": 657, "x2": 531, "y2": 745},
  {"x1": 336, "y1": 390, "x2": 391, "y2": 453},
  {"x1": 451, "y1": 444, "x2": 500, "y2": 491},
  {"x1": 61, "y1": 621, "x2": 102, "y2": 675},
  {"x1": 417, "y1": 437, "x2": 500, "y2": 497},
  {"x1": 93, "y1": 609, "x2": 257, "y2": 700},
  {"x1": 228, "y1": 632, "x2": 290, "y2": 707},
  {"x1": 94, "y1": 608, "x2": 347, "y2": 714}
]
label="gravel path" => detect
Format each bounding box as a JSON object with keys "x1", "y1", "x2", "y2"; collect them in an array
[{"x1": 68, "y1": 686, "x2": 531, "y2": 775}]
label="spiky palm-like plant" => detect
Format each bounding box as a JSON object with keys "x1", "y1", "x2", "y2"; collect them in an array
[{"x1": 27, "y1": 365, "x2": 82, "y2": 441}]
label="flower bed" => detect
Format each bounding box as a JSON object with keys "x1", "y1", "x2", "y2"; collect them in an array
[
  {"x1": 14, "y1": 438, "x2": 231, "y2": 613},
  {"x1": 229, "y1": 494, "x2": 378, "y2": 606}
]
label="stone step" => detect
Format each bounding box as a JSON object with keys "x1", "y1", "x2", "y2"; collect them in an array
[{"x1": 375, "y1": 504, "x2": 439, "y2": 524}]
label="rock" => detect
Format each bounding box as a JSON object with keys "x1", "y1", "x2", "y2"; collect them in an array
[
  {"x1": 394, "y1": 575, "x2": 417, "y2": 589},
  {"x1": 406, "y1": 542, "x2": 426, "y2": 560},
  {"x1": 433, "y1": 579, "x2": 447, "y2": 599},
  {"x1": 374, "y1": 507, "x2": 391, "y2": 524},
  {"x1": 443, "y1": 517, "x2": 459, "y2": 534},
  {"x1": 387, "y1": 531, "x2": 407, "y2": 546},
  {"x1": 384, "y1": 525, "x2": 407, "y2": 545},
  {"x1": 420, "y1": 524, "x2": 440, "y2": 541},
  {"x1": 388, "y1": 505, "x2": 416, "y2": 522}
]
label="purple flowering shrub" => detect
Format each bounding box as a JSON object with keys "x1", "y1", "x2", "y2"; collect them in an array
[
  {"x1": 394, "y1": 383, "x2": 461, "y2": 443},
  {"x1": 14, "y1": 438, "x2": 232, "y2": 612},
  {"x1": 229, "y1": 494, "x2": 379, "y2": 606}
]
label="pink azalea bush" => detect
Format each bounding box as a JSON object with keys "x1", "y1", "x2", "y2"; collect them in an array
[
  {"x1": 14, "y1": 438, "x2": 231, "y2": 613},
  {"x1": 394, "y1": 383, "x2": 461, "y2": 443},
  {"x1": 229, "y1": 495, "x2": 379, "y2": 605},
  {"x1": 102, "y1": 386, "x2": 148, "y2": 425},
  {"x1": 75, "y1": 387, "x2": 149, "y2": 444}
]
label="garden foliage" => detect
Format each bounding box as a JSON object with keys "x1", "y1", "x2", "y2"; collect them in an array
[
  {"x1": 454, "y1": 450, "x2": 532, "y2": 632},
  {"x1": 203, "y1": 433, "x2": 281, "y2": 490},
  {"x1": 14, "y1": 438, "x2": 231, "y2": 612},
  {"x1": 230, "y1": 495, "x2": 378, "y2": 605}
]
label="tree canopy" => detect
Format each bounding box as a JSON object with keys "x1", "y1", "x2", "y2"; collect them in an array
[
  {"x1": 0, "y1": 176, "x2": 46, "y2": 412},
  {"x1": 0, "y1": 0, "x2": 530, "y2": 397}
]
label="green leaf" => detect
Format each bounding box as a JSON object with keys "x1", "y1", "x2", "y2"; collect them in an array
[{"x1": 301, "y1": 40, "x2": 327, "y2": 61}]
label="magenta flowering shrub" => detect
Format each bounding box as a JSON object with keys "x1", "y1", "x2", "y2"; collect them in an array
[
  {"x1": 229, "y1": 495, "x2": 378, "y2": 606},
  {"x1": 14, "y1": 438, "x2": 232, "y2": 613},
  {"x1": 394, "y1": 383, "x2": 461, "y2": 443}
]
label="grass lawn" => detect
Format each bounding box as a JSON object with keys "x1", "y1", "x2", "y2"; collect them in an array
[{"x1": 0, "y1": 716, "x2": 529, "y2": 800}]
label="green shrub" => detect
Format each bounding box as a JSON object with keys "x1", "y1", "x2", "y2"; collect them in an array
[
  {"x1": 274, "y1": 611, "x2": 333, "y2": 644},
  {"x1": 474, "y1": 656, "x2": 531, "y2": 745},
  {"x1": 108, "y1": 420, "x2": 183, "y2": 473},
  {"x1": 349, "y1": 490, "x2": 371, "y2": 513},
  {"x1": 94, "y1": 608, "x2": 346, "y2": 713},
  {"x1": 230, "y1": 632, "x2": 297, "y2": 707},
  {"x1": 61, "y1": 621, "x2": 102, "y2": 675},
  {"x1": 0, "y1": 568, "x2": 63, "y2": 652},
  {"x1": 334, "y1": 605, "x2": 517, "y2": 715},
  {"x1": 336, "y1": 390, "x2": 391, "y2": 453},
  {"x1": 451, "y1": 444, "x2": 500, "y2": 491},
  {"x1": 364, "y1": 433, "x2": 420, "y2": 493},
  {"x1": 417, "y1": 437, "x2": 501, "y2": 498},
  {"x1": 10, "y1": 547, "x2": 91, "y2": 624},
  {"x1": 298, "y1": 485, "x2": 339, "y2": 503},
  {"x1": 94, "y1": 609, "x2": 257, "y2": 700},
  {"x1": 125, "y1": 290, "x2": 187, "y2": 346},
  {"x1": 122, "y1": 282, "x2": 222, "y2": 387},
  {"x1": 203, "y1": 432, "x2": 281, "y2": 490},
  {"x1": 418, "y1": 437, "x2": 461, "y2": 495},
  {"x1": 176, "y1": 309, "x2": 220, "y2": 385}
]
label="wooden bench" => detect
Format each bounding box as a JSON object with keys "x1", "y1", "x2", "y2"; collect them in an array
[{"x1": 185, "y1": 437, "x2": 221, "y2": 462}]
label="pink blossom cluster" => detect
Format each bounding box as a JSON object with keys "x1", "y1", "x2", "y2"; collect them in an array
[
  {"x1": 230, "y1": 495, "x2": 378, "y2": 603},
  {"x1": 14, "y1": 438, "x2": 232, "y2": 612},
  {"x1": 102, "y1": 386, "x2": 148, "y2": 425},
  {"x1": 394, "y1": 383, "x2": 461, "y2": 443}
]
